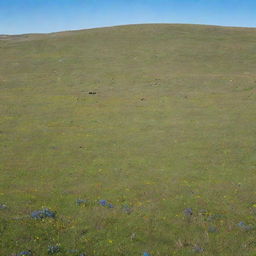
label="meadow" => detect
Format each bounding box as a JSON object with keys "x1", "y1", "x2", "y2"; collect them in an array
[{"x1": 0, "y1": 24, "x2": 256, "y2": 255}]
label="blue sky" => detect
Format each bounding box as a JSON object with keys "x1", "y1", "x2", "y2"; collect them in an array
[{"x1": 0, "y1": 0, "x2": 256, "y2": 34}]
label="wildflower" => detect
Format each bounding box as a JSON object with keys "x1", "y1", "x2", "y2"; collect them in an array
[
  {"x1": 237, "y1": 221, "x2": 254, "y2": 231},
  {"x1": 48, "y1": 245, "x2": 61, "y2": 254},
  {"x1": 76, "y1": 199, "x2": 88, "y2": 206},
  {"x1": 31, "y1": 208, "x2": 56, "y2": 219},
  {"x1": 99, "y1": 200, "x2": 113, "y2": 208},
  {"x1": 17, "y1": 251, "x2": 32, "y2": 256}
]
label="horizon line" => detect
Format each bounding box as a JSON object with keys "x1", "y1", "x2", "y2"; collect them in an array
[{"x1": 1, "y1": 22, "x2": 256, "y2": 36}]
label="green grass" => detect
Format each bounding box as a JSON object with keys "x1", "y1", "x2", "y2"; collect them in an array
[{"x1": 0, "y1": 24, "x2": 256, "y2": 255}]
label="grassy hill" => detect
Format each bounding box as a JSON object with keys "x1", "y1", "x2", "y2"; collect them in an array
[{"x1": 0, "y1": 24, "x2": 256, "y2": 256}]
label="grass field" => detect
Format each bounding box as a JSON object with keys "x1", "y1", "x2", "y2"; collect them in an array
[{"x1": 1, "y1": 24, "x2": 256, "y2": 256}]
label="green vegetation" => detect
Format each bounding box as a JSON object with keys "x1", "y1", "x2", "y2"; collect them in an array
[{"x1": 0, "y1": 24, "x2": 256, "y2": 255}]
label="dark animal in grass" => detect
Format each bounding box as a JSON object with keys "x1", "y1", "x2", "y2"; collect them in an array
[
  {"x1": 31, "y1": 208, "x2": 56, "y2": 219},
  {"x1": 88, "y1": 91, "x2": 96, "y2": 95},
  {"x1": 80, "y1": 229, "x2": 89, "y2": 236}
]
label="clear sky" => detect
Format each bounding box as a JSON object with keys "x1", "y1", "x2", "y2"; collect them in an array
[{"x1": 0, "y1": 0, "x2": 256, "y2": 34}]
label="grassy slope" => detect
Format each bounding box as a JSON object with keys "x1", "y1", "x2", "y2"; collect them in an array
[{"x1": 0, "y1": 24, "x2": 256, "y2": 255}]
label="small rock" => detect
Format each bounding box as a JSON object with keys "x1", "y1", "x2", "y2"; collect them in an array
[
  {"x1": 199, "y1": 209, "x2": 208, "y2": 216},
  {"x1": 130, "y1": 232, "x2": 136, "y2": 241},
  {"x1": 208, "y1": 226, "x2": 218, "y2": 233},
  {"x1": 193, "y1": 245, "x2": 204, "y2": 253},
  {"x1": 0, "y1": 204, "x2": 7, "y2": 209},
  {"x1": 122, "y1": 205, "x2": 133, "y2": 214},
  {"x1": 184, "y1": 208, "x2": 193, "y2": 217}
]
